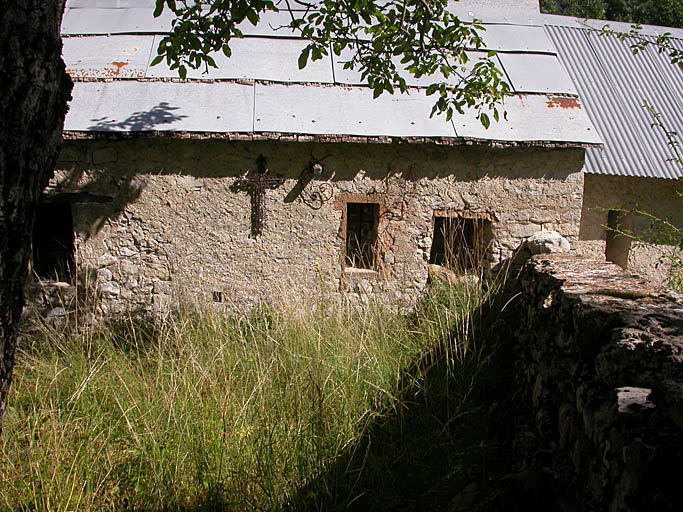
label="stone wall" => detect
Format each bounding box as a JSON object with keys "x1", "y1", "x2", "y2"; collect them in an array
[
  {"x1": 513, "y1": 254, "x2": 683, "y2": 511},
  {"x1": 48, "y1": 139, "x2": 584, "y2": 313},
  {"x1": 579, "y1": 173, "x2": 683, "y2": 287}
]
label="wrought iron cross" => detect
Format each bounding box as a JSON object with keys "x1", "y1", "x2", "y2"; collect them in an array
[{"x1": 231, "y1": 155, "x2": 284, "y2": 237}]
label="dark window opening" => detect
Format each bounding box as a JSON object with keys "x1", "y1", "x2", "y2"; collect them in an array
[
  {"x1": 346, "y1": 202, "x2": 379, "y2": 269},
  {"x1": 429, "y1": 216, "x2": 491, "y2": 271},
  {"x1": 33, "y1": 202, "x2": 75, "y2": 281},
  {"x1": 605, "y1": 209, "x2": 633, "y2": 269}
]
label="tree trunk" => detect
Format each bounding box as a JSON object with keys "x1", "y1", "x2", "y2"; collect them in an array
[{"x1": 0, "y1": 1, "x2": 72, "y2": 433}]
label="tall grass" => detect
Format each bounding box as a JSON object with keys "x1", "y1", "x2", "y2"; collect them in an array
[{"x1": 0, "y1": 276, "x2": 509, "y2": 511}]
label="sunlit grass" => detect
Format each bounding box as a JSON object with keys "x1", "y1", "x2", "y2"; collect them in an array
[{"x1": 1, "y1": 276, "x2": 507, "y2": 512}]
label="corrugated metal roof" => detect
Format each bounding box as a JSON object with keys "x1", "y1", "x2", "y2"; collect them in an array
[{"x1": 545, "y1": 24, "x2": 683, "y2": 179}]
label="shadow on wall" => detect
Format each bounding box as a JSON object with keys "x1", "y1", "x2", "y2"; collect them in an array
[
  {"x1": 54, "y1": 104, "x2": 587, "y2": 246},
  {"x1": 51, "y1": 103, "x2": 194, "y2": 241}
]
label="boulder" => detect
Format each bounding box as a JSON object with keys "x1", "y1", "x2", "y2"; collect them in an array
[{"x1": 524, "y1": 230, "x2": 570, "y2": 255}]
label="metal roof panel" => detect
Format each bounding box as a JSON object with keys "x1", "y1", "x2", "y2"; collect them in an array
[
  {"x1": 62, "y1": 7, "x2": 174, "y2": 34},
  {"x1": 146, "y1": 36, "x2": 334, "y2": 83},
  {"x1": 498, "y1": 53, "x2": 577, "y2": 95},
  {"x1": 479, "y1": 24, "x2": 557, "y2": 53},
  {"x1": 332, "y1": 50, "x2": 502, "y2": 88},
  {"x1": 452, "y1": 94, "x2": 602, "y2": 144},
  {"x1": 66, "y1": 0, "x2": 157, "y2": 7},
  {"x1": 546, "y1": 24, "x2": 682, "y2": 179},
  {"x1": 237, "y1": 10, "x2": 303, "y2": 37},
  {"x1": 64, "y1": 81, "x2": 254, "y2": 133},
  {"x1": 254, "y1": 83, "x2": 456, "y2": 137},
  {"x1": 63, "y1": 35, "x2": 154, "y2": 79}
]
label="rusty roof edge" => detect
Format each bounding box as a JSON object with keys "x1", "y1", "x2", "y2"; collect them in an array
[{"x1": 61, "y1": 129, "x2": 597, "y2": 149}]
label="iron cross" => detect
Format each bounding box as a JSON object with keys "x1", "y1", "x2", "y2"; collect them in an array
[{"x1": 231, "y1": 155, "x2": 285, "y2": 237}]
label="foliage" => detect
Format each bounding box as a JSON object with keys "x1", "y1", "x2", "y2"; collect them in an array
[
  {"x1": 541, "y1": 0, "x2": 683, "y2": 28},
  {"x1": 152, "y1": 0, "x2": 510, "y2": 126},
  {"x1": 0, "y1": 277, "x2": 526, "y2": 511}
]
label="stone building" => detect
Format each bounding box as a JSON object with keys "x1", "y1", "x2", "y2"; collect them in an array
[{"x1": 37, "y1": 0, "x2": 680, "y2": 315}]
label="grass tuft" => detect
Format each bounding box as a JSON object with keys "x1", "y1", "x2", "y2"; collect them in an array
[{"x1": 1, "y1": 275, "x2": 521, "y2": 511}]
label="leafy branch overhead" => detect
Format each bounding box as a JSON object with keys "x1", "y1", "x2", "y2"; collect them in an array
[
  {"x1": 152, "y1": 0, "x2": 511, "y2": 127},
  {"x1": 592, "y1": 22, "x2": 683, "y2": 70}
]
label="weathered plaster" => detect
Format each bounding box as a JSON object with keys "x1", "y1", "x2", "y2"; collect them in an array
[
  {"x1": 579, "y1": 174, "x2": 683, "y2": 287},
  {"x1": 51, "y1": 139, "x2": 585, "y2": 313}
]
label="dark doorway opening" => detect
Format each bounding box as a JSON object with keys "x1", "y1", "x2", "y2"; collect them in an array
[
  {"x1": 605, "y1": 209, "x2": 633, "y2": 269},
  {"x1": 429, "y1": 216, "x2": 491, "y2": 271},
  {"x1": 33, "y1": 202, "x2": 75, "y2": 281},
  {"x1": 346, "y1": 202, "x2": 379, "y2": 269}
]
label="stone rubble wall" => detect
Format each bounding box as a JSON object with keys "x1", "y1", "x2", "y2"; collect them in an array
[
  {"x1": 49, "y1": 139, "x2": 584, "y2": 314},
  {"x1": 513, "y1": 254, "x2": 683, "y2": 511}
]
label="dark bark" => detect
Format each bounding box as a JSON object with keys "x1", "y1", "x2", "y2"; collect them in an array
[{"x1": 0, "y1": 1, "x2": 72, "y2": 433}]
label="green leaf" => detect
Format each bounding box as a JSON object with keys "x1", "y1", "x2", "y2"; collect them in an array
[
  {"x1": 298, "y1": 47, "x2": 310, "y2": 70},
  {"x1": 480, "y1": 113, "x2": 490, "y2": 129},
  {"x1": 246, "y1": 9, "x2": 259, "y2": 26},
  {"x1": 154, "y1": 0, "x2": 164, "y2": 18},
  {"x1": 150, "y1": 55, "x2": 163, "y2": 66},
  {"x1": 179, "y1": 65, "x2": 187, "y2": 79},
  {"x1": 222, "y1": 45, "x2": 232, "y2": 58}
]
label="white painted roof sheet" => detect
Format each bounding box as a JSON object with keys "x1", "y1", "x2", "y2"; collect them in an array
[
  {"x1": 62, "y1": 35, "x2": 155, "y2": 79},
  {"x1": 452, "y1": 94, "x2": 601, "y2": 143},
  {"x1": 498, "y1": 53, "x2": 577, "y2": 95},
  {"x1": 65, "y1": 81, "x2": 254, "y2": 133},
  {"x1": 146, "y1": 37, "x2": 334, "y2": 83},
  {"x1": 61, "y1": 0, "x2": 602, "y2": 146},
  {"x1": 254, "y1": 83, "x2": 455, "y2": 137}
]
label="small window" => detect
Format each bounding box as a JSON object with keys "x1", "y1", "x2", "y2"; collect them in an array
[
  {"x1": 429, "y1": 215, "x2": 491, "y2": 271},
  {"x1": 346, "y1": 202, "x2": 379, "y2": 269},
  {"x1": 605, "y1": 209, "x2": 633, "y2": 269},
  {"x1": 33, "y1": 202, "x2": 75, "y2": 281}
]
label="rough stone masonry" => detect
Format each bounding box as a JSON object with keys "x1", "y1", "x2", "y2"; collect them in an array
[
  {"x1": 43, "y1": 138, "x2": 585, "y2": 314},
  {"x1": 512, "y1": 254, "x2": 683, "y2": 512}
]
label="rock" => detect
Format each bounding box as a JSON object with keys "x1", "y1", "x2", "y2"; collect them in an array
[
  {"x1": 97, "y1": 268, "x2": 113, "y2": 281},
  {"x1": 510, "y1": 223, "x2": 542, "y2": 238},
  {"x1": 616, "y1": 387, "x2": 655, "y2": 414},
  {"x1": 119, "y1": 247, "x2": 137, "y2": 257},
  {"x1": 524, "y1": 230, "x2": 570, "y2": 254},
  {"x1": 120, "y1": 260, "x2": 139, "y2": 275},
  {"x1": 98, "y1": 253, "x2": 118, "y2": 266},
  {"x1": 99, "y1": 282, "x2": 120, "y2": 297},
  {"x1": 428, "y1": 264, "x2": 457, "y2": 284},
  {"x1": 358, "y1": 279, "x2": 373, "y2": 294},
  {"x1": 153, "y1": 280, "x2": 172, "y2": 295}
]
